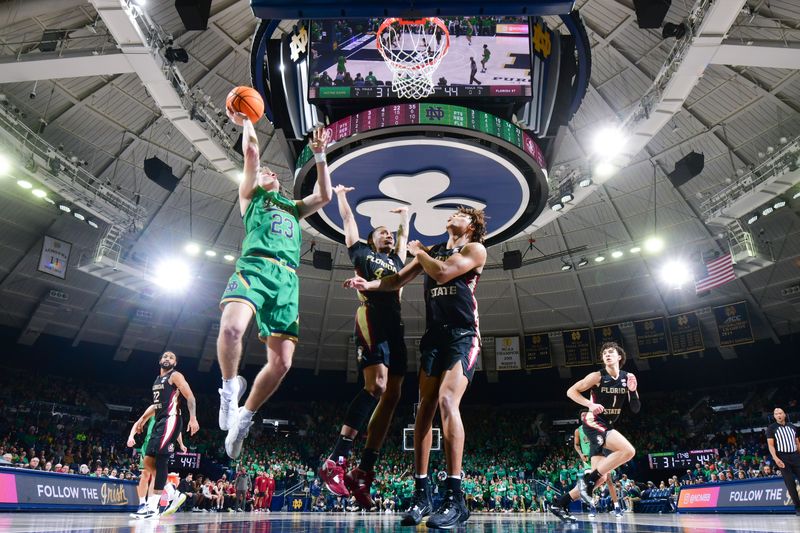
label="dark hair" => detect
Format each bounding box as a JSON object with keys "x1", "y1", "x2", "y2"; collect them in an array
[
  {"x1": 457, "y1": 206, "x2": 487, "y2": 243},
  {"x1": 599, "y1": 342, "x2": 625, "y2": 366}
]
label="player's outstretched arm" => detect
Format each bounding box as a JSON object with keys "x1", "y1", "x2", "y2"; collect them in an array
[
  {"x1": 230, "y1": 109, "x2": 260, "y2": 216},
  {"x1": 298, "y1": 126, "x2": 334, "y2": 219},
  {"x1": 567, "y1": 371, "x2": 602, "y2": 412},
  {"x1": 127, "y1": 404, "x2": 156, "y2": 447},
  {"x1": 411, "y1": 241, "x2": 486, "y2": 284},
  {"x1": 170, "y1": 372, "x2": 199, "y2": 436},
  {"x1": 345, "y1": 258, "x2": 423, "y2": 291},
  {"x1": 391, "y1": 206, "x2": 410, "y2": 263},
  {"x1": 627, "y1": 374, "x2": 641, "y2": 413},
  {"x1": 334, "y1": 185, "x2": 359, "y2": 247}
]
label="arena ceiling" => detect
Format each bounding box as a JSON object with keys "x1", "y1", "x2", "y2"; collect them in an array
[{"x1": 0, "y1": 0, "x2": 798, "y2": 372}]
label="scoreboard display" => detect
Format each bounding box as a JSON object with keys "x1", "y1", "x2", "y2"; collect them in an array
[
  {"x1": 648, "y1": 449, "x2": 717, "y2": 470},
  {"x1": 169, "y1": 452, "x2": 201, "y2": 471}
]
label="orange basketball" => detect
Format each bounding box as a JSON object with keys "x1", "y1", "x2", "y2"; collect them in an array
[{"x1": 225, "y1": 86, "x2": 264, "y2": 124}]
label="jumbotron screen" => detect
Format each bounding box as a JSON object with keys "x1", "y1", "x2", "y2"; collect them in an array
[{"x1": 308, "y1": 17, "x2": 537, "y2": 100}]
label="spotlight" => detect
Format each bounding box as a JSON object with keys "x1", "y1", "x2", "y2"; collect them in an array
[
  {"x1": 591, "y1": 127, "x2": 627, "y2": 158},
  {"x1": 154, "y1": 258, "x2": 190, "y2": 291},
  {"x1": 223, "y1": 254, "x2": 235, "y2": 262},
  {"x1": 184, "y1": 242, "x2": 200, "y2": 255},
  {"x1": 793, "y1": 190, "x2": 800, "y2": 200},
  {"x1": 58, "y1": 204, "x2": 71, "y2": 213},
  {"x1": 595, "y1": 255, "x2": 605, "y2": 263},
  {"x1": 560, "y1": 191, "x2": 574, "y2": 203},
  {"x1": 661, "y1": 22, "x2": 687, "y2": 40},
  {"x1": 561, "y1": 262, "x2": 573, "y2": 271},
  {"x1": 761, "y1": 206, "x2": 773, "y2": 216},
  {"x1": 549, "y1": 200, "x2": 564, "y2": 212},
  {"x1": 594, "y1": 161, "x2": 617, "y2": 180},
  {"x1": 774, "y1": 199, "x2": 786, "y2": 210},
  {"x1": 644, "y1": 237, "x2": 664, "y2": 253},
  {"x1": 660, "y1": 260, "x2": 692, "y2": 288},
  {"x1": 43, "y1": 197, "x2": 55, "y2": 205},
  {"x1": 630, "y1": 246, "x2": 641, "y2": 254},
  {"x1": 577, "y1": 258, "x2": 589, "y2": 267},
  {"x1": 32, "y1": 189, "x2": 47, "y2": 198},
  {"x1": 205, "y1": 250, "x2": 217, "y2": 257},
  {"x1": 746, "y1": 213, "x2": 759, "y2": 225},
  {"x1": 73, "y1": 212, "x2": 85, "y2": 221},
  {"x1": 17, "y1": 180, "x2": 32, "y2": 189},
  {"x1": 611, "y1": 250, "x2": 623, "y2": 259},
  {"x1": 780, "y1": 137, "x2": 788, "y2": 144},
  {"x1": 0, "y1": 154, "x2": 10, "y2": 174},
  {"x1": 578, "y1": 177, "x2": 593, "y2": 188},
  {"x1": 87, "y1": 219, "x2": 99, "y2": 229}
]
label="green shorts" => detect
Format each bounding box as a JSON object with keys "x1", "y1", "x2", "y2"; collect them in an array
[{"x1": 220, "y1": 256, "x2": 300, "y2": 342}]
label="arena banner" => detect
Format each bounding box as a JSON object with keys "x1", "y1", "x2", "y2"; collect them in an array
[
  {"x1": 37, "y1": 235, "x2": 71, "y2": 280},
  {"x1": 713, "y1": 301, "x2": 754, "y2": 347},
  {"x1": 592, "y1": 324, "x2": 624, "y2": 363},
  {"x1": 495, "y1": 336, "x2": 521, "y2": 371},
  {"x1": 523, "y1": 333, "x2": 551, "y2": 369},
  {"x1": 667, "y1": 312, "x2": 704, "y2": 355},
  {"x1": 563, "y1": 328, "x2": 593, "y2": 367},
  {"x1": 0, "y1": 466, "x2": 138, "y2": 511},
  {"x1": 634, "y1": 317, "x2": 670, "y2": 358},
  {"x1": 677, "y1": 477, "x2": 796, "y2": 513}
]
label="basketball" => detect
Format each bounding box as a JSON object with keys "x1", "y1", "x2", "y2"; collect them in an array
[{"x1": 225, "y1": 86, "x2": 264, "y2": 124}]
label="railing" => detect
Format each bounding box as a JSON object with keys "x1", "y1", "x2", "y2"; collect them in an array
[{"x1": 701, "y1": 134, "x2": 800, "y2": 219}]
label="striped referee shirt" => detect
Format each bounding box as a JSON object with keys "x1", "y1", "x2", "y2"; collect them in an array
[{"x1": 767, "y1": 422, "x2": 799, "y2": 454}]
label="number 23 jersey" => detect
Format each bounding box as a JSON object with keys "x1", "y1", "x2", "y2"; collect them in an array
[{"x1": 242, "y1": 188, "x2": 301, "y2": 267}]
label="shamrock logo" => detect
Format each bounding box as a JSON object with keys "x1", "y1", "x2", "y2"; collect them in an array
[{"x1": 355, "y1": 171, "x2": 486, "y2": 237}]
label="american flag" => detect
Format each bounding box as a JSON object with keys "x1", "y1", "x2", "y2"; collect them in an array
[{"x1": 695, "y1": 253, "x2": 736, "y2": 293}]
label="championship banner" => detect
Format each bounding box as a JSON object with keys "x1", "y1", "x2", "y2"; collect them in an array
[
  {"x1": 495, "y1": 336, "x2": 521, "y2": 371},
  {"x1": 563, "y1": 328, "x2": 593, "y2": 367},
  {"x1": 713, "y1": 301, "x2": 754, "y2": 347},
  {"x1": 523, "y1": 334, "x2": 551, "y2": 369},
  {"x1": 634, "y1": 317, "x2": 670, "y2": 359},
  {"x1": 0, "y1": 466, "x2": 137, "y2": 511},
  {"x1": 592, "y1": 324, "x2": 624, "y2": 363},
  {"x1": 667, "y1": 312, "x2": 704, "y2": 355},
  {"x1": 677, "y1": 477, "x2": 796, "y2": 513},
  {"x1": 37, "y1": 235, "x2": 71, "y2": 280}
]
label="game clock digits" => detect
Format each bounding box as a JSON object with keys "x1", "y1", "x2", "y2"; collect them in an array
[
  {"x1": 648, "y1": 449, "x2": 718, "y2": 470},
  {"x1": 308, "y1": 17, "x2": 543, "y2": 100},
  {"x1": 169, "y1": 452, "x2": 201, "y2": 471}
]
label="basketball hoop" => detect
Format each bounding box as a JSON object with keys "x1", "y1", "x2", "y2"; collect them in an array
[{"x1": 376, "y1": 17, "x2": 450, "y2": 100}]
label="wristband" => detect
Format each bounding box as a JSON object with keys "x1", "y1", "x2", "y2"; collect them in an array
[{"x1": 314, "y1": 152, "x2": 326, "y2": 164}]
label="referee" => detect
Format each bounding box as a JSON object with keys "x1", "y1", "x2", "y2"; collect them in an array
[{"x1": 766, "y1": 407, "x2": 800, "y2": 515}]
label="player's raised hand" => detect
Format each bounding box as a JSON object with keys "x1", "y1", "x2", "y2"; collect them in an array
[
  {"x1": 310, "y1": 126, "x2": 333, "y2": 154},
  {"x1": 389, "y1": 206, "x2": 408, "y2": 215},
  {"x1": 627, "y1": 374, "x2": 637, "y2": 392},
  {"x1": 226, "y1": 108, "x2": 249, "y2": 127},
  {"x1": 407, "y1": 240, "x2": 429, "y2": 256},
  {"x1": 127, "y1": 436, "x2": 136, "y2": 448},
  {"x1": 333, "y1": 185, "x2": 354, "y2": 195}
]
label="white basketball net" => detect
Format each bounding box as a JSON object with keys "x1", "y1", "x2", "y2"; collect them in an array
[{"x1": 376, "y1": 18, "x2": 450, "y2": 100}]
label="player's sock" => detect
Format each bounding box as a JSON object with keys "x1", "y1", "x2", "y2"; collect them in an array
[
  {"x1": 359, "y1": 448, "x2": 379, "y2": 472},
  {"x1": 414, "y1": 474, "x2": 428, "y2": 492},
  {"x1": 588, "y1": 470, "x2": 602, "y2": 484},
  {"x1": 240, "y1": 407, "x2": 255, "y2": 423},
  {"x1": 329, "y1": 435, "x2": 354, "y2": 465},
  {"x1": 139, "y1": 495, "x2": 147, "y2": 505},
  {"x1": 222, "y1": 377, "x2": 240, "y2": 397},
  {"x1": 614, "y1": 502, "x2": 620, "y2": 509},
  {"x1": 445, "y1": 476, "x2": 462, "y2": 495},
  {"x1": 557, "y1": 493, "x2": 572, "y2": 509},
  {"x1": 148, "y1": 494, "x2": 161, "y2": 511}
]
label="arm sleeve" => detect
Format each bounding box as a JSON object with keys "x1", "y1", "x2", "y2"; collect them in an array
[{"x1": 629, "y1": 392, "x2": 641, "y2": 414}]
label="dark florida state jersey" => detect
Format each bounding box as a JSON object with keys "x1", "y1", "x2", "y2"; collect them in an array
[
  {"x1": 348, "y1": 242, "x2": 404, "y2": 315},
  {"x1": 152, "y1": 370, "x2": 183, "y2": 422},
  {"x1": 589, "y1": 368, "x2": 631, "y2": 425},
  {"x1": 422, "y1": 244, "x2": 480, "y2": 331}
]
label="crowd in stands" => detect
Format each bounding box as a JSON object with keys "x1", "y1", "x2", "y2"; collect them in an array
[{"x1": 1, "y1": 368, "x2": 797, "y2": 514}]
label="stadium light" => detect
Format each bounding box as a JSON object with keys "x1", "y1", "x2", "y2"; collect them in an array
[
  {"x1": 32, "y1": 189, "x2": 47, "y2": 198},
  {"x1": 154, "y1": 258, "x2": 191, "y2": 292},
  {"x1": 747, "y1": 213, "x2": 759, "y2": 225},
  {"x1": 661, "y1": 260, "x2": 692, "y2": 288},
  {"x1": 205, "y1": 250, "x2": 217, "y2": 257},
  {"x1": 73, "y1": 212, "x2": 85, "y2": 221},
  {"x1": 630, "y1": 246, "x2": 641, "y2": 254},
  {"x1": 611, "y1": 250, "x2": 623, "y2": 259},
  {"x1": 593, "y1": 161, "x2": 617, "y2": 180},
  {"x1": 223, "y1": 254, "x2": 235, "y2": 262},
  {"x1": 761, "y1": 206, "x2": 773, "y2": 217},
  {"x1": 184, "y1": 242, "x2": 200, "y2": 255},
  {"x1": 774, "y1": 199, "x2": 786, "y2": 210},
  {"x1": 0, "y1": 154, "x2": 10, "y2": 175},
  {"x1": 644, "y1": 237, "x2": 664, "y2": 253},
  {"x1": 17, "y1": 180, "x2": 32, "y2": 189},
  {"x1": 594, "y1": 255, "x2": 605, "y2": 263},
  {"x1": 577, "y1": 258, "x2": 589, "y2": 267},
  {"x1": 592, "y1": 127, "x2": 627, "y2": 158}
]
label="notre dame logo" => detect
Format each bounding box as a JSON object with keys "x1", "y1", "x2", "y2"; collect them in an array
[
  {"x1": 227, "y1": 279, "x2": 239, "y2": 292},
  {"x1": 602, "y1": 327, "x2": 612, "y2": 337},
  {"x1": 677, "y1": 315, "x2": 688, "y2": 327},
  {"x1": 725, "y1": 306, "x2": 737, "y2": 318},
  {"x1": 596, "y1": 435, "x2": 604, "y2": 446},
  {"x1": 571, "y1": 331, "x2": 582, "y2": 342},
  {"x1": 644, "y1": 321, "x2": 654, "y2": 331},
  {"x1": 292, "y1": 498, "x2": 303, "y2": 510},
  {"x1": 532, "y1": 335, "x2": 540, "y2": 344}
]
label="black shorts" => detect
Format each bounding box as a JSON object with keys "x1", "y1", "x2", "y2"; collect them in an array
[
  {"x1": 355, "y1": 305, "x2": 407, "y2": 375},
  {"x1": 580, "y1": 412, "x2": 615, "y2": 457},
  {"x1": 146, "y1": 416, "x2": 181, "y2": 457},
  {"x1": 420, "y1": 326, "x2": 480, "y2": 383}
]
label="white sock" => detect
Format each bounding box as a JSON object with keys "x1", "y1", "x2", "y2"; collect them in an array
[
  {"x1": 414, "y1": 474, "x2": 427, "y2": 479},
  {"x1": 139, "y1": 495, "x2": 146, "y2": 506},
  {"x1": 240, "y1": 407, "x2": 255, "y2": 423},
  {"x1": 147, "y1": 494, "x2": 161, "y2": 510},
  {"x1": 222, "y1": 377, "x2": 240, "y2": 397},
  {"x1": 614, "y1": 502, "x2": 620, "y2": 509}
]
